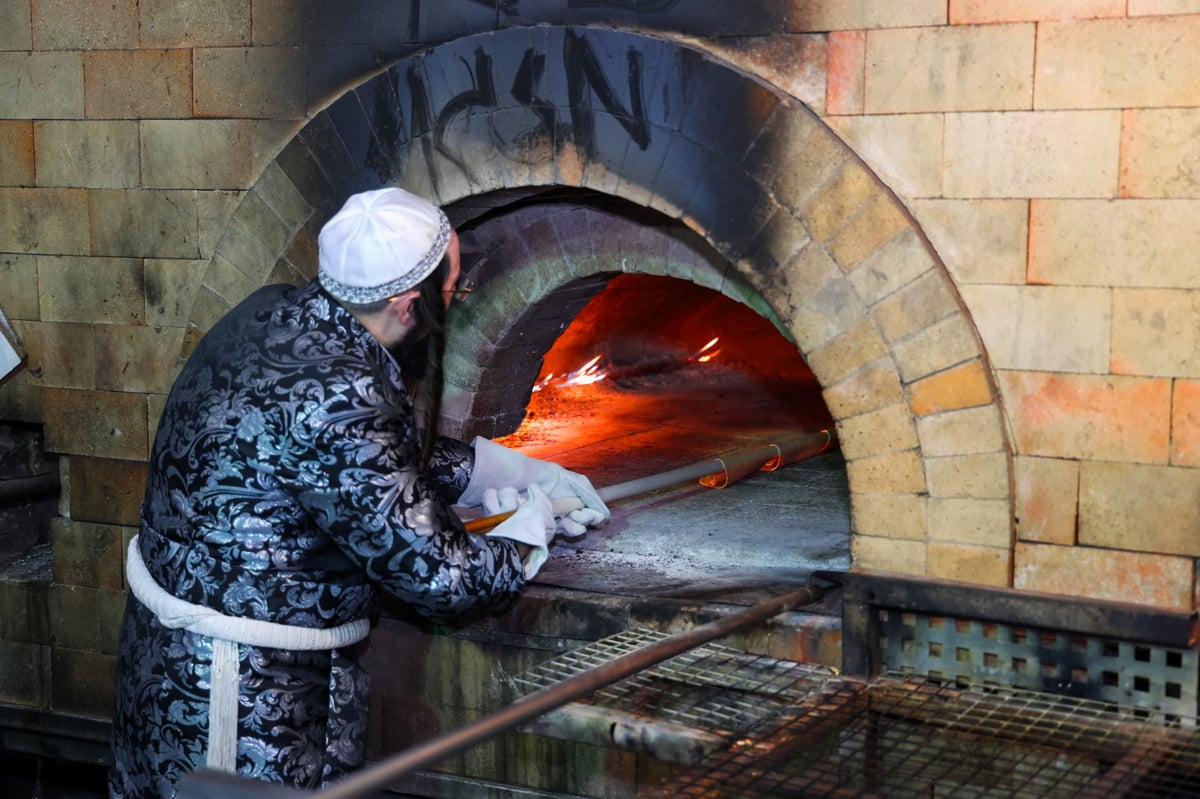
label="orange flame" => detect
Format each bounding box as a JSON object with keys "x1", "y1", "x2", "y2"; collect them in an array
[
  {"x1": 533, "y1": 354, "x2": 607, "y2": 392},
  {"x1": 692, "y1": 337, "x2": 721, "y2": 363}
]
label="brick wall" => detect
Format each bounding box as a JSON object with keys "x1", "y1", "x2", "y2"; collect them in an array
[{"x1": 0, "y1": 1, "x2": 1198, "y2": 725}]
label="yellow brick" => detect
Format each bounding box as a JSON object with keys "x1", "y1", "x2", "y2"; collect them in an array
[
  {"x1": 1112, "y1": 288, "x2": 1200, "y2": 377},
  {"x1": 872, "y1": 269, "x2": 958, "y2": 342},
  {"x1": 1080, "y1": 461, "x2": 1200, "y2": 557},
  {"x1": 837, "y1": 402, "x2": 919, "y2": 460},
  {"x1": 915, "y1": 405, "x2": 1006, "y2": 457},
  {"x1": 194, "y1": 47, "x2": 308, "y2": 119},
  {"x1": 1031, "y1": 199, "x2": 1200, "y2": 287},
  {"x1": 927, "y1": 497, "x2": 1012, "y2": 548},
  {"x1": 909, "y1": 199, "x2": 1028, "y2": 286},
  {"x1": 42, "y1": 388, "x2": 148, "y2": 460},
  {"x1": 83, "y1": 50, "x2": 192, "y2": 120},
  {"x1": 826, "y1": 114, "x2": 944, "y2": 198},
  {"x1": 0, "y1": 188, "x2": 89, "y2": 256},
  {"x1": 1120, "y1": 108, "x2": 1200, "y2": 198},
  {"x1": 891, "y1": 313, "x2": 980, "y2": 384},
  {"x1": 851, "y1": 535, "x2": 927, "y2": 575},
  {"x1": 34, "y1": 0, "x2": 138, "y2": 48},
  {"x1": 865, "y1": 24, "x2": 1034, "y2": 113},
  {"x1": 786, "y1": 1, "x2": 947, "y2": 30},
  {"x1": 805, "y1": 318, "x2": 889, "y2": 386},
  {"x1": 1036, "y1": 17, "x2": 1200, "y2": 109},
  {"x1": 845, "y1": 450, "x2": 926, "y2": 493},
  {"x1": 850, "y1": 492, "x2": 926, "y2": 540},
  {"x1": 927, "y1": 542, "x2": 1010, "y2": 587},
  {"x1": 925, "y1": 453, "x2": 1010, "y2": 499},
  {"x1": 802, "y1": 160, "x2": 878, "y2": 244},
  {"x1": 0, "y1": 53, "x2": 83, "y2": 119},
  {"x1": 960, "y1": 284, "x2": 1111, "y2": 372},
  {"x1": 951, "y1": 0, "x2": 1124, "y2": 23},
  {"x1": 828, "y1": 191, "x2": 910, "y2": 272},
  {"x1": 824, "y1": 356, "x2": 906, "y2": 419},
  {"x1": 1129, "y1": 0, "x2": 1200, "y2": 12},
  {"x1": 945, "y1": 111, "x2": 1120, "y2": 198}
]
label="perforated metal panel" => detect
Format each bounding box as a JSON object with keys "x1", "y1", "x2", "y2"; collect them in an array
[{"x1": 877, "y1": 608, "x2": 1199, "y2": 721}]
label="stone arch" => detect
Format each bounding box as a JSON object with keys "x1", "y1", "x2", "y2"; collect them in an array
[{"x1": 186, "y1": 26, "x2": 1015, "y2": 582}]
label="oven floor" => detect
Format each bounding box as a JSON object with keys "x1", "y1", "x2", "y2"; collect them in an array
[{"x1": 491, "y1": 366, "x2": 850, "y2": 599}]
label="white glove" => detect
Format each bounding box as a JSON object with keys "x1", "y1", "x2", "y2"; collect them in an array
[
  {"x1": 485, "y1": 483, "x2": 555, "y2": 579},
  {"x1": 461, "y1": 437, "x2": 611, "y2": 535},
  {"x1": 483, "y1": 487, "x2": 604, "y2": 539}
]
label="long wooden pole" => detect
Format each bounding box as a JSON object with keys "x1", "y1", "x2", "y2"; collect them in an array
[{"x1": 462, "y1": 428, "x2": 836, "y2": 533}]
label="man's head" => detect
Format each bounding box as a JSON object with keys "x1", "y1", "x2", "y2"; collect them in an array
[
  {"x1": 317, "y1": 187, "x2": 463, "y2": 465},
  {"x1": 319, "y1": 186, "x2": 451, "y2": 304},
  {"x1": 318, "y1": 187, "x2": 462, "y2": 349}
]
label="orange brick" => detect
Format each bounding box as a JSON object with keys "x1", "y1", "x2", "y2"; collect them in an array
[
  {"x1": 950, "y1": 0, "x2": 1124, "y2": 23},
  {"x1": 0, "y1": 121, "x2": 33, "y2": 186},
  {"x1": 826, "y1": 30, "x2": 865, "y2": 115},
  {"x1": 1015, "y1": 456, "x2": 1078, "y2": 545},
  {"x1": 1014, "y1": 541, "x2": 1194, "y2": 609},
  {"x1": 998, "y1": 371, "x2": 1170, "y2": 463},
  {"x1": 1171, "y1": 379, "x2": 1200, "y2": 467},
  {"x1": 908, "y1": 358, "x2": 994, "y2": 415}
]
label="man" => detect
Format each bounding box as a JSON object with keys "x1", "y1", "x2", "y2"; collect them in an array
[{"x1": 108, "y1": 187, "x2": 609, "y2": 798}]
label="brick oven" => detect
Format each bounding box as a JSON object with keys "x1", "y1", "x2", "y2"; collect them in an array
[{"x1": 2, "y1": 3, "x2": 1200, "y2": 798}]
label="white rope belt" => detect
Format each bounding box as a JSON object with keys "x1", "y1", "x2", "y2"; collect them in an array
[{"x1": 126, "y1": 535, "x2": 371, "y2": 773}]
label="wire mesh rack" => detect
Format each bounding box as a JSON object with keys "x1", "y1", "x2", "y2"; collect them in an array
[{"x1": 513, "y1": 629, "x2": 1200, "y2": 798}]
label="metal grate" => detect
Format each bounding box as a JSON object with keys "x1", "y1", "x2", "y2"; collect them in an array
[
  {"x1": 514, "y1": 628, "x2": 1200, "y2": 798},
  {"x1": 656, "y1": 674, "x2": 1200, "y2": 798},
  {"x1": 878, "y1": 608, "x2": 1200, "y2": 722},
  {"x1": 513, "y1": 628, "x2": 838, "y2": 745}
]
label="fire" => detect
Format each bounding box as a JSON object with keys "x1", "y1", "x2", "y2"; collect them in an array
[
  {"x1": 692, "y1": 336, "x2": 721, "y2": 363},
  {"x1": 533, "y1": 354, "x2": 607, "y2": 392},
  {"x1": 533, "y1": 338, "x2": 721, "y2": 393}
]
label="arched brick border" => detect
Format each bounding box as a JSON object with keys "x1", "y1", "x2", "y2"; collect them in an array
[{"x1": 187, "y1": 27, "x2": 1015, "y2": 585}]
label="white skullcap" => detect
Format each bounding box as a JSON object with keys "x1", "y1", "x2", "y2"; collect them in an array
[{"x1": 318, "y1": 187, "x2": 451, "y2": 305}]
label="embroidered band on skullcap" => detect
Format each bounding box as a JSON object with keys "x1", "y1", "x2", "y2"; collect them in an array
[{"x1": 318, "y1": 187, "x2": 451, "y2": 305}]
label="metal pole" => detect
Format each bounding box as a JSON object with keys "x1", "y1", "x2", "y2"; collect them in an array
[
  {"x1": 310, "y1": 584, "x2": 824, "y2": 799},
  {"x1": 179, "y1": 584, "x2": 825, "y2": 799},
  {"x1": 464, "y1": 428, "x2": 836, "y2": 533}
]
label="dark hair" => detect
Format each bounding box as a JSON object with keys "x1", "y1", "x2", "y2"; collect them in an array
[{"x1": 397, "y1": 256, "x2": 450, "y2": 469}]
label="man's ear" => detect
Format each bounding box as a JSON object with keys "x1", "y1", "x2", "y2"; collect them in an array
[{"x1": 386, "y1": 290, "x2": 420, "y2": 325}]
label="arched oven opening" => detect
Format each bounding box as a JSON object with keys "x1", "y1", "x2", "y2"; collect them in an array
[{"x1": 449, "y1": 191, "x2": 851, "y2": 597}]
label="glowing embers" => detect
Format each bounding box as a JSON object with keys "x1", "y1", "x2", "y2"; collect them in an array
[
  {"x1": 530, "y1": 273, "x2": 816, "y2": 401},
  {"x1": 533, "y1": 337, "x2": 723, "y2": 392},
  {"x1": 507, "y1": 274, "x2": 833, "y2": 488}
]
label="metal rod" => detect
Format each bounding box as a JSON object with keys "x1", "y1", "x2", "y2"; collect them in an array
[
  {"x1": 464, "y1": 428, "x2": 836, "y2": 533},
  {"x1": 312, "y1": 584, "x2": 823, "y2": 799},
  {"x1": 176, "y1": 584, "x2": 825, "y2": 799},
  {"x1": 0, "y1": 472, "x2": 60, "y2": 506}
]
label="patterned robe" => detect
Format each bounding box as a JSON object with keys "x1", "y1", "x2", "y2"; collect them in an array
[{"x1": 109, "y1": 281, "x2": 527, "y2": 798}]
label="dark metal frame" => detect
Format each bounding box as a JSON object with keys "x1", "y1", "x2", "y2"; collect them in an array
[{"x1": 825, "y1": 570, "x2": 1200, "y2": 715}]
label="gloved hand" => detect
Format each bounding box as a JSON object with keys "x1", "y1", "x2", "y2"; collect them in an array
[
  {"x1": 485, "y1": 483, "x2": 555, "y2": 579},
  {"x1": 461, "y1": 437, "x2": 611, "y2": 535},
  {"x1": 483, "y1": 486, "x2": 605, "y2": 539}
]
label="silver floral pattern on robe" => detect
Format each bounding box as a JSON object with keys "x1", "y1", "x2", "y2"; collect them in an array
[{"x1": 109, "y1": 281, "x2": 526, "y2": 798}]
